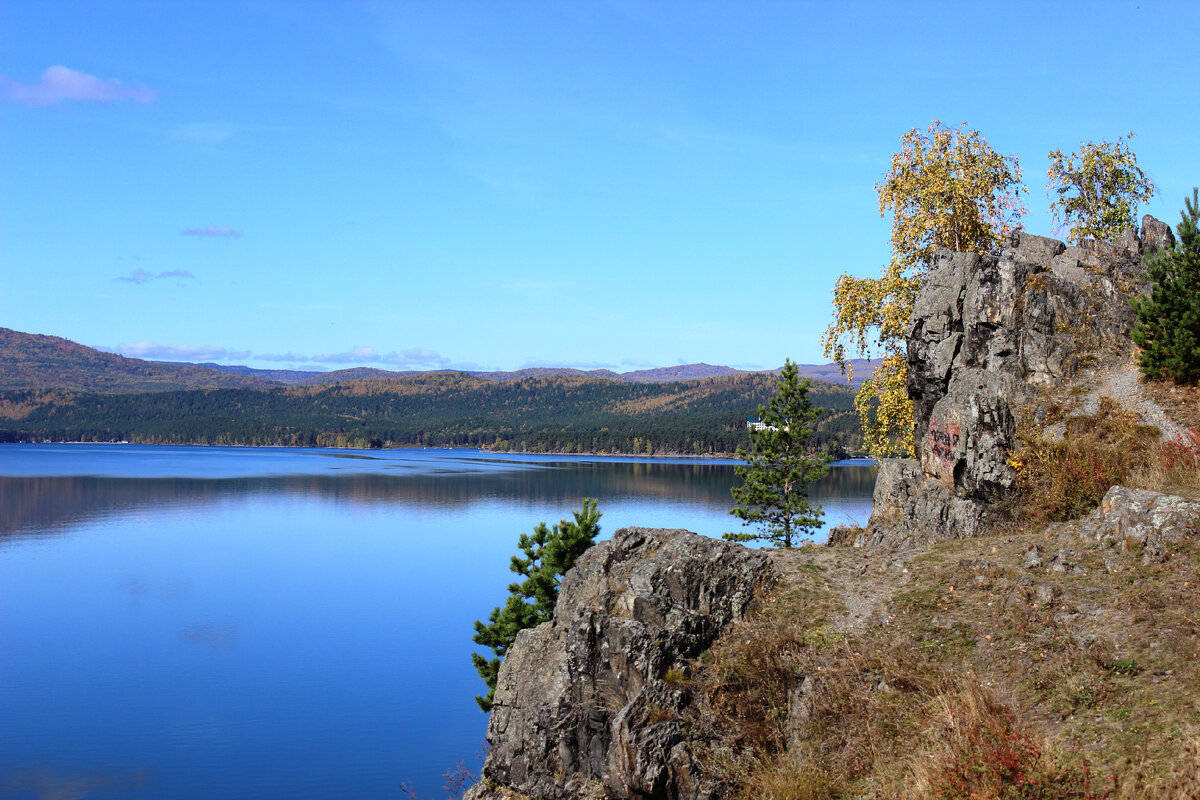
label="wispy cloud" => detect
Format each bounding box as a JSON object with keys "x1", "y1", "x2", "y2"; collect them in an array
[
  {"x1": 115, "y1": 269, "x2": 195, "y2": 284},
  {"x1": 621, "y1": 358, "x2": 654, "y2": 368},
  {"x1": 313, "y1": 346, "x2": 381, "y2": 364},
  {"x1": 171, "y1": 122, "x2": 249, "y2": 144},
  {"x1": 1, "y1": 65, "x2": 157, "y2": 106},
  {"x1": 182, "y1": 224, "x2": 242, "y2": 238},
  {"x1": 520, "y1": 359, "x2": 616, "y2": 370},
  {"x1": 113, "y1": 342, "x2": 233, "y2": 361},
  {"x1": 307, "y1": 346, "x2": 453, "y2": 369},
  {"x1": 257, "y1": 352, "x2": 310, "y2": 363},
  {"x1": 380, "y1": 348, "x2": 451, "y2": 368}
]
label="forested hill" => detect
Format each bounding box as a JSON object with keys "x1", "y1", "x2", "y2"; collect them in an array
[
  {"x1": 1, "y1": 326, "x2": 875, "y2": 392},
  {"x1": 0, "y1": 372, "x2": 863, "y2": 456},
  {"x1": 0, "y1": 328, "x2": 277, "y2": 392}
]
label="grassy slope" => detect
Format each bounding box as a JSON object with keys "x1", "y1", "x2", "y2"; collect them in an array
[{"x1": 664, "y1": 380, "x2": 1200, "y2": 798}]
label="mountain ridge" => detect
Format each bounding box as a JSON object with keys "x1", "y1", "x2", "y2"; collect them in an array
[{"x1": 0, "y1": 327, "x2": 875, "y2": 393}]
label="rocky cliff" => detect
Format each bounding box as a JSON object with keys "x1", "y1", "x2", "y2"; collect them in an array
[
  {"x1": 466, "y1": 528, "x2": 773, "y2": 800},
  {"x1": 465, "y1": 216, "x2": 1200, "y2": 799},
  {"x1": 851, "y1": 216, "x2": 1176, "y2": 548}
]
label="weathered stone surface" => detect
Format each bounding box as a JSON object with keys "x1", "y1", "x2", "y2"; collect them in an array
[
  {"x1": 467, "y1": 528, "x2": 774, "y2": 800},
  {"x1": 1047, "y1": 485, "x2": 1200, "y2": 563},
  {"x1": 852, "y1": 220, "x2": 1169, "y2": 550},
  {"x1": 834, "y1": 459, "x2": 990, "y2": 549},
  {"x1": 1140, "y1": 214, "x2": 1176, "y2": 255}
]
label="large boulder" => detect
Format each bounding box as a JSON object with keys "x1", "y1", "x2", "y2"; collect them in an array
[
  {"x1": 467, "y1": 528, "x2": 774, "y2": 800},
  {"x1": 1047, "y1": 485, "x2": 1200, "y2": 563},
  {"x1": 862, "y1": 220, "x2": 1168, "y2": 546}
]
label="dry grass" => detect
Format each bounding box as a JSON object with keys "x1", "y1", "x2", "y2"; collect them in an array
[
  {"x1": 1012, "y1": 398, "x2": 1160, "y2": 522},
  {"x1": 899, "y1": 684, "x2": 1113, "y2": 800},
  {"x1": 1132, "y1": 426, "x2": 1200, "y2": 499},
  {"x1": 683, "y1": 520, "x2": 1200, "y2": 799}
]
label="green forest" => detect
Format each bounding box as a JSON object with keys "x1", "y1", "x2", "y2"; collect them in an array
[{"x1": 0, "y1": 372, "x2": 863, "y2": 456}]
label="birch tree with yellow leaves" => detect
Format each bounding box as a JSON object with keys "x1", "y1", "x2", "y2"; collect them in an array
[
  {"x1": 822, "y1": 121, "x2": 1026, "y2": 457},
  {"x1": 1047, "y1": 133, "x2": 1156, "y2": 244}
]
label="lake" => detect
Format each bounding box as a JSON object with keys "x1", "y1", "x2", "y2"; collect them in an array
[{"x1": 0, "y1": 444, "x2": 876, "y2": 799}]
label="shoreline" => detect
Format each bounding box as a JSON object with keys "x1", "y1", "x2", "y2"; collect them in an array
[{"x1": 6, "y1": 440, "x2": 876, "y2": 465}]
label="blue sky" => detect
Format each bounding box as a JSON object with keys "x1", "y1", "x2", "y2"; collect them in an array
[{"x1": 3, "y1": 1, "x2": 1199, "y2": 373}]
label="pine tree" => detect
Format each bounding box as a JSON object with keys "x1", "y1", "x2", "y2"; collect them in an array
[
  {"x1": 724, "y1": 361, "x2": 830, "y2": 548},
  {"x1": 1132, "y1": 188, "x2": 1200, "y2": 385},
  {"x1": 471, "y1": 499, "x2": 601, "y2": 711}
]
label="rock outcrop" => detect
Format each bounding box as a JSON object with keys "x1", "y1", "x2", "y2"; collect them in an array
[
  {"x1": 1047, "y1": 485, "x2": 1200, "y2": 564},
  {"x1": 467, "y1": 528, "x2": 774, "y2": 800},
  {"x1": 861, "y1": 217, "x2": 1173, "y2": 547}
]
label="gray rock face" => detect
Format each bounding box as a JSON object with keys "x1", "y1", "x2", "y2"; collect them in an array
[
  {"x1": 467, "y1": 528, "x2": 773, "y2": 800},
  {"x1": 862, "y1": 220, "x2": 1167, "y2": 546},
  {"x1": 1047, "y1": 485, "x2": 1200, "y2": 563},
  {"x1": 1140, "y1": 214, "x2": 1176, "y2": 255}
]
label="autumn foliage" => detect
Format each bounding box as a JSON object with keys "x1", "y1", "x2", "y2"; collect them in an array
[
  {"x1": 824, "y1": 120, "x2": 1026, "y2": 457},
  {"x1": 1046, "y1": 134, "x2": 1156, "y2": 244}
]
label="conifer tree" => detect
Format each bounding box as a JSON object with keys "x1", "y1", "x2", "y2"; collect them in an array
[
  {"x1": 724, "y1": 361, "x2": 830, "y2": 548},
  {"x1": 1132, "y1": 188, "x2": 1200, "y2": 385},
  {"x1": 471, "y1": 499, "x2": 601, "y2": 711}
]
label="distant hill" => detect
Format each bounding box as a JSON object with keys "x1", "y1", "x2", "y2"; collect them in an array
[
  {"x1": 0, "y1": 370, "x2": 862, "y2": 456},
  {"x1": 615, "y1": 363, "x2": 744, "y2": 383},
  {"x1": 792, "y1": 358, "x2": 876, "y2": 387},
  {"x1": 196, "y1": 363, "x2": 325, "y2": 384},
  {"x1": 0, "y1": 328, "x2": 277, "y2": 393},
  {"x1": 0, "y1": 326, "x2": 877, "y2": 394},
  {"x1": 201, "y1": 361, "x2": 876, "y2": 386}
]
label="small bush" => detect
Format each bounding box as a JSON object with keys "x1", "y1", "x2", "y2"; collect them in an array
[
  {"x1": 1013, "y1": 399, "x2": 1158, "y2": 522},
  {"x1": 1157, "y1": 427, "x2": 1200, "y2": 480},
  {"x1": 912, "y1": 685, "x2": 1113, "y2": 800}
]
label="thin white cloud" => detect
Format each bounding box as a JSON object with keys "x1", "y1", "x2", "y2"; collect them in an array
[
  {"x1": 379, "y1": 347, "x2": 451, "y2": 367},
  {"x1": 256, "y1": 352, "x2": 311, "y2": 363},
  {"x1": 1, "y1": 65, "x2": 157, "y2": 106},
  {"x1": 296, "y1": 346, "x2": 456, "y2": 369},
  {"x1": 115, "y1": 269, "x2": 195, "y2": 284},
  {"x1": 621, "y1": 358, "x2": 654, "y2": 367},
  {"x1": 312, "y1": 346, "x2": 381, "y2": 364},
  {"x1": 181, "y1": 225, "x2": 242, "y2": 238},
  {"x1": 114, "y1": 342, "x2": 231, "y2": 361}
]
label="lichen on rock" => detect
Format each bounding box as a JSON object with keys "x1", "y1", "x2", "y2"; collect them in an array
[
  {"x1": 861, "y1": 218, "x2": 1174, "y2": 548},
  {"x1": 467, "y1": 527, "x2": 773, "y2": 800}
]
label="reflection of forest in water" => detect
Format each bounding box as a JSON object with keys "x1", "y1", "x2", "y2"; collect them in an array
[{"x1": 0, "y1": 462, "x2": 877, "y2": 540}]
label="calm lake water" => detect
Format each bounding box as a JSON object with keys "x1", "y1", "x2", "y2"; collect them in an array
[{"x1": 0, "y1": 444, "x2": 876, "y2": 799}]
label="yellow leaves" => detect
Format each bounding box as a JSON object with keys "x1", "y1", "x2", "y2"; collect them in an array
[
  {"x1": 1046, "y1": 134, "x2": 1155, "y2": 243},
  {"x1": 877, "y1": 120, "x2": 1026, "y2": 270},
  {"x1": 852, "y1": 352, "x2": 914, "y2": 458},
  {"x1": 825, "y1": 120, "x2": 1024, "y2": 459}
]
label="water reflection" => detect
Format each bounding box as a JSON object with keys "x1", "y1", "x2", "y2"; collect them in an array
[
  {"x1": 0, "y1": 448, "x2": 876, "y2": 798},
  {"x1": 0, "y1": 461, "x2": 877, "y2": 540}
]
